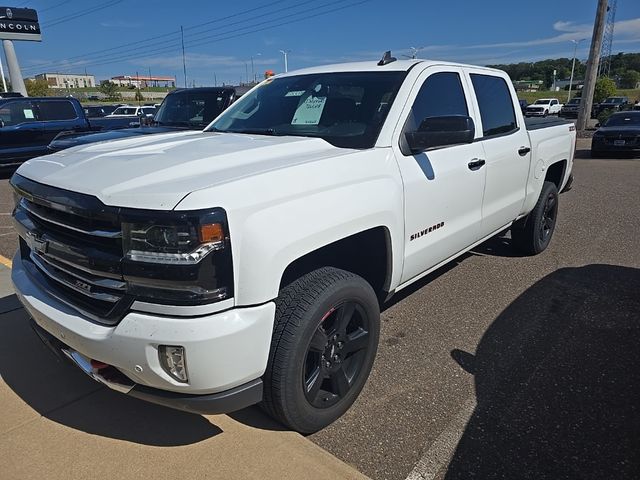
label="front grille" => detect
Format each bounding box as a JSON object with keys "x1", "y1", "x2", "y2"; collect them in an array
[
  {"x1": 12, "y1": 175, "x2": 131, "y2": 325},
  {"x1": 527, "y1": 107, "x2": 544, "y2": 113}
]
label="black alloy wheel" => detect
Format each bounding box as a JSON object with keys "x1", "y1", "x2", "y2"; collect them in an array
[{"x1": 303, "y1": 301, "x2": 371, "y2": 408}]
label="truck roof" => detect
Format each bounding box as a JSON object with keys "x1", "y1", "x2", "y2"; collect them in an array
[{"x1": 278, "y1": 59, "x2": 506, "y2": 76}]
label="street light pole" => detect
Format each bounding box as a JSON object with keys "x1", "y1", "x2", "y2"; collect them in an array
[
  {"x1": 250, "y1": 53, "x2": 261, "y2": 84},
  {"x1": 568, "y1": 38, "x2": 585, "y2": 102},
  {"x1": 279, "y1": 49, "x2": 291, "y2": 73}
]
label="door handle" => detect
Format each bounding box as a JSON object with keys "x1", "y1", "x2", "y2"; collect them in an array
[
  {"x1": 518, "y1": 146, "x2": 531, "y2": 156},
  {"x1": 468, "y1": 158, "x2": 486, "y2": 170}
]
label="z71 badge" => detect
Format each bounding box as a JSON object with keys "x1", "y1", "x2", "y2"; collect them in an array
[{"x1": 410, "y1": 222, "x2": 445, "y2": 241}]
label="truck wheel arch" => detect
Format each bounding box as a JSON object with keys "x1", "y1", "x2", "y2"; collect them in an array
[{"x1": 278, "y1": 226, "x2": 394, "y2": 303}]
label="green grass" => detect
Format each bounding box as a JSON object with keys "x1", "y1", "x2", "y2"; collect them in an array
[{"x1": 518, "y1": 88, "x2": 640, "y2": 104}]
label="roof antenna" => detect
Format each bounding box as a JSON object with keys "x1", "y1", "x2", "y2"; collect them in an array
[{"x1": 377, "y1": 51, "x2": 397, "y2": 66}]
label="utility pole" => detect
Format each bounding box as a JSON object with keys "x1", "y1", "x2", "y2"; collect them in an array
[
  {"x1": 2, "y1": 40, "x2": 27, "y2": 96},
  {"x1": 180, "y1": 26, "x2": 187, "y2": 88},
  {"x1": 568, "y1": 38, "x2": 585, "y2": 102},
  {"x1": 576, "y1": 0, "x2": 608, "y2": 131},
  {"x1": 279, "y1": 49, "x2": 291, "y2": 73}
]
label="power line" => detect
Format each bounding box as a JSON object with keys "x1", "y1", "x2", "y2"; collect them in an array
[
  {"x1": 50, "y1": 0, "x2": 367, "y2": 73},
  {"x1": 22, "y1": 0, "x2": 293, "y2": 72},
  {"x1": 41, "y1": 0, "x2": 123, "y2": 28},
  {"x1": 40, "y1": 0, "x2": 74, "y2": 14},
  {"x1": 26, "y1": 0, "x2": 323, "y2": 73}
]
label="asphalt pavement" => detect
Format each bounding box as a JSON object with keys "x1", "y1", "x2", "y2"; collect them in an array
[{"x1": 1, "y1": 138, "x2": 639, "y2": 479}]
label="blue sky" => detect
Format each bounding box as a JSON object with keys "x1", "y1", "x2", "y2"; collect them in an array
[{"x1": 6, "y1": 0, "x2": 640, "y2": 86}]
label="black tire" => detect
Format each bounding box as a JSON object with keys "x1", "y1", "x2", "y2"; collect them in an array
[
  {"x1": 262, "y1": 267, "x2": 380, "y2": 433},
  {"x1": 543, "y1": 110, "x2": 548, "y2": 117},
  {"x1": 511, "y1": 181, "x2": 559, "y2": 255}
]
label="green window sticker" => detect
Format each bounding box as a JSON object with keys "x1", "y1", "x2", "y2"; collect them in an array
[
  {"x1": 23, "y1": 109, "x2": 35, "y2": 119},
  {"x1": 292, "y1": 94, "x2": 326, "y2": 125}
]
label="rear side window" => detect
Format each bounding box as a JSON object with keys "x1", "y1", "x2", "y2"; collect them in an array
[
  {"x1": 37, "y1": 100, "x2": 78, "y2": 121},
  {"x1": 470, "y1": 74, "x2": 517, "y2": 137},
  {"x1": 407, "y1": 72, "x2": 468, "y2": 131},
  {"x1": 0, "y1": 100, "x2": 37, "y2": 126}
]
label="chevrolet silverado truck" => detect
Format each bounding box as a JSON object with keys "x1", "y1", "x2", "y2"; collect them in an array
[{"x1": 11, "y1": 57, "x2": 575, "y2": 433}]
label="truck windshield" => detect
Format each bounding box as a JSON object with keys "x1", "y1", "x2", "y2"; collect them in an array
[
  {"x1": 534, "y1": 100, "x2": 551, "y2": 105},
  {"x1": 207, "y1": 71, "x2": 407, "y2": 149},
  {"x1": 156, "y1": 90, "x2": 232, "y2": 128},
  {"x1": 111, "y1": 107, "x2": 138, "y2": 115},
  {"x1": 604, "y1": 97, "x2": 624, "y2": 103}
]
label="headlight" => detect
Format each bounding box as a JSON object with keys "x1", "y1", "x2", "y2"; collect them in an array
[
  {"x1": 121, "y1": 208, "x2": 234, "y2": 305},
  {"x1": 123, "y1": 220, "x2": 225, "y2": 264}
]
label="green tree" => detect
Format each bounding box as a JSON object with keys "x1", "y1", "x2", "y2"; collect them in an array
[
  {"x1": 26, "y1": 78, "x2": 49, "y2": 97},
  {"x1": 620, "y1": 70, "x2": 640, "y2": 89},
  {"x1": 98, "y1": 80, "x2": 122, "y2": 100},
  {"x1": 593, "y1": 77, "x2": 617, "y2": 103}
]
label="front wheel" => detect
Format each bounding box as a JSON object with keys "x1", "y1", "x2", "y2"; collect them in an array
[
  {"x1": 262, "y1": 267, "x2": 380, "y2": 433},
  {"x1": 511, "y1": 181, "x2": 559, "y2": 255}
]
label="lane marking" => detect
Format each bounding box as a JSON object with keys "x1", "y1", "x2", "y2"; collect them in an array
[
  {"x1": 0, "y1": 254, "x2": 12, "y2": 268},
  {"x1": 405, "y1": 397, "x2": 476, "y2": 480}
]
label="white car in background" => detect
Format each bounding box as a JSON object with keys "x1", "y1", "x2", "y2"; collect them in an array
[{"x1": 525, "y1": 98, "x2": 563, "y2": 117}]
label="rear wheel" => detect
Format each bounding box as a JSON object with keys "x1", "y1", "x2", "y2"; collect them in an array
[
  {"x1": 511, "y1": 181, "x2": 559, "y2": 255},
  {"x1": 262, "y1": 267, "x2": 380, "y2": 433}
]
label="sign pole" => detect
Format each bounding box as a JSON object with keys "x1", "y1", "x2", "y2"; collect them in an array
[
  {"x1": 0, "y1": 52, "x2": 7, "y2": 92},
  {"x1": 2, "y1": 39, "x2": 26, "y2": 96}
]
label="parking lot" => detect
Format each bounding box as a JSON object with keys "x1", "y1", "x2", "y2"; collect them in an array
[{"x1": 1, "y1": 138, "x2": 639, "y2": 479}]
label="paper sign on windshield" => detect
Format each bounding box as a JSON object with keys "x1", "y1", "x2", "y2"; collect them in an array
[
  {"x1": 292, "y1": 94, "x2": 326, "y2": 125},
  {"x1": 23, "y1": 109, "x2": 34, "y2": 119}
]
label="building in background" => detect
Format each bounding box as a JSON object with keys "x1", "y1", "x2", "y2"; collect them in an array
[
  {"x1": 35, "y1": 72, "x2": 96, "y2": 88},
  {"x1": 109, "y1": 75, "x2": 176, "y2": 88},
  {"x1": 512, "y1": 80, "x2": 544, "y2": 92}
]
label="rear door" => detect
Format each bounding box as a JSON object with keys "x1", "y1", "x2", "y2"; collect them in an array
[
  {"x1": 0, "y1": 99, "x2": 44, "y2": 166},
  {"x1": 391, "y1": 66, "x2": 487, "y2": 283},
  {"x1": 35, "y1": 99, "x2": 85, "y2": 144},
  {"x1": 465, "y1": 70, "x2": 531, "y2": 235}
]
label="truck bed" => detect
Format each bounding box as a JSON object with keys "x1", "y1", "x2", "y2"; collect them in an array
[{"x1": 525, "y1": 117, "x2": 573, "y2": 130}]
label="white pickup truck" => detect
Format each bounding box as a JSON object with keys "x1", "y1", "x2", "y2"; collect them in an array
[
  {"x1": 525, "y1": 98, "x2": 563, "y2": 117},
  {"x1": 11, "y1": 56, "x2": 575, "y2": 433}
]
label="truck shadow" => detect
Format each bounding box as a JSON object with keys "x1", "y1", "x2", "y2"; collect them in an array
[
  {"x1": 0, "y1": 296, "x2": 222, "y2": 446},
  {"x1": 445, "y1": 264, "x2": 640, "y2": 479}
]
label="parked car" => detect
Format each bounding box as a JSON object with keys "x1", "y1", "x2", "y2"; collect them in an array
[
  {"x1": 591, "y1": 111, "x2": 640, "y2": 158},
  {"x1": 11, "y1": 58, "x2": 575, "y2": 433},
  {"x1": 107, "y1": 105, "x2": 156, "y2": 119},
  {"x1": 559, "y1": 97, "x2": 581, "y2": 118},
  {"x1": 48, "y1": 87, "x2": 238, "y2": 152},
  {"x1": 525, "y1": 98, "x2": 563, "y2": 117},
  {"x1": 0, "y1": 96, "x2": 91, "y2": 173},
  {"x1": 83, "y1": 105, "x2": 117, "y2": 118},
  {"x1": 518, "y1": 99, "x2": 528, "y2": 113},
  {"x1": 593, "y1": 96, "x2": 629, "y2": 117}
]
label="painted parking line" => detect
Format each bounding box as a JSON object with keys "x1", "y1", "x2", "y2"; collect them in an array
[
  {"x1": 0, "y1": 254, "x2": 12, "y2": 269},
  {"x1": 405, "y1": 397, "x2": 476, "y2": 480}
]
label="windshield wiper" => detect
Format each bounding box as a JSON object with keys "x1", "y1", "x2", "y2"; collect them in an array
[{"x1": 225, "y1": 128, "x2": 277, "y2": 136}]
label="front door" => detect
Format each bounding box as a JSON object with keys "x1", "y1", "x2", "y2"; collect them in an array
[{"x1": 391, "y1": 67, "x2": 486, "y2": 284}]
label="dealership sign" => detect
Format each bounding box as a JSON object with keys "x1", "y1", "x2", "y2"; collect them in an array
[{"x1": 0, "y1": 7, "x2": 41, "y2": 41}]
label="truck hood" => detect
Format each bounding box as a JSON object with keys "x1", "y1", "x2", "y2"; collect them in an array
[{"x1": 17, "y1": 131, "x2": 351, "y2": 210}]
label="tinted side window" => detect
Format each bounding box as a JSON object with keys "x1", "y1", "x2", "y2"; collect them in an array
[
  {"x1": 407, "y1": 72, "x2": 468, "y2": 131},
  {"x1": 470, "y1": 74, "x2": 517, "y2": 137},
  {"x1": 37, "y1": 100, "x2": 78, "y2": 121},
  {"x1": 0, "y1": 100, "x2": 37, "y2": 126}
]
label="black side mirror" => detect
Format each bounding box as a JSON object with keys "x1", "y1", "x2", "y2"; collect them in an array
[{"x1": 405, "y1": 115, "x2": 475, "y2": 153}]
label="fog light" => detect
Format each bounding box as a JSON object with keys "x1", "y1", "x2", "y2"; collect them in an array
[{"x1": 159, "y1": 345, "x2": 188, "y2": 383}]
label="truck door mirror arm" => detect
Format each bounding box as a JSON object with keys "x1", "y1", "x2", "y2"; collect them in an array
[{"x1": 405, "y1": 115, "x2": 475, "y2": 154}]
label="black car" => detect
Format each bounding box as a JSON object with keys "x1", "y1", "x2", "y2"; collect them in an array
[
  {"x1": 83, "y1": 105, "x2": 118, "y2": 117},
  {"x1": 560, "y1": 98, "x2": 581, "y2": 118},
  {"x1": 593, "y1": 96, "x2": 629, "y2": 117},
  {"x1": 0, "y1": 97, "x2": 91, "y2": 173},
  {"x1": 591, "y1": 111, "x2": 640, "y2": 158},
  {"x1": 49, "y1": 87, "x2": 238, "y2": 151}
]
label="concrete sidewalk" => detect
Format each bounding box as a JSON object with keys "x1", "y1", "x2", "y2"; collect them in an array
[{"x1": 0, "y1": 265, "x2": 368, "y2": 480}]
